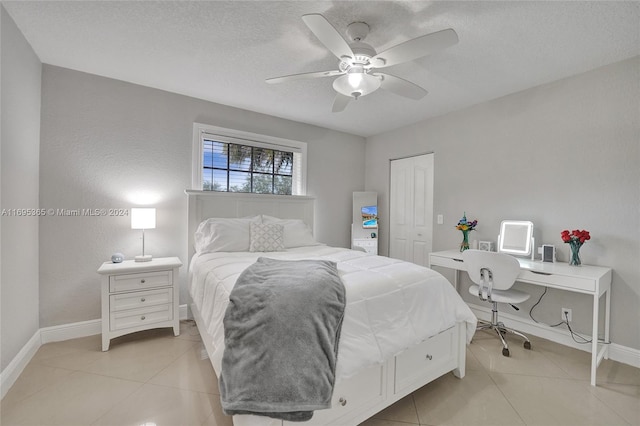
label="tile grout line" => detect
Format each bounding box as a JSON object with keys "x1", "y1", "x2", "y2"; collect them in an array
[{"x1": 486, "y1": 370, "x2": 529, "y2": 426}]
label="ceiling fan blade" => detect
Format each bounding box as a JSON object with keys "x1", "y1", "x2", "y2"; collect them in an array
[
  {"x1": 376, "y1": 73, "x2": 428, "y2": 100},
  {"x1": 266, "y1": 70, "x2": 344, "y2": 84},
  {"x1": 332, "y1": 93, "x2": 352, "y2": 112},
  {"x1": 302, "y1": 14, "x2": 354, "y2": 61},
  {"x1": 370, "y1": 28, "x2": 458, "y2": 68}
]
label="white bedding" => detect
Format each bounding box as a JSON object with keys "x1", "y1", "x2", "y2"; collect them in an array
[{"x1": 189, "y1": 245, "x2": 476, "y2": 380}]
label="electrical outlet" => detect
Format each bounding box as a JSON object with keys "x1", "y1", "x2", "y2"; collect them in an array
[{"x1": 561, "y1": 308, "x2": 572, "y2": 322}]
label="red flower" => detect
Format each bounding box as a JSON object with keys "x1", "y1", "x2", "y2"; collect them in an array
[{"x1": 561, "y1": 229, "x2": 591, "y2": 246}]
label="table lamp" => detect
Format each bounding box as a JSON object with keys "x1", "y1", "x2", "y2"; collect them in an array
[{"x1": 131, "y1": 207, "x2": 156, "y2": 262}]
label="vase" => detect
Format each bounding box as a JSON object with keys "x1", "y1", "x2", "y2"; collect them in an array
[
  {"x1": 569, "y1": 242, "x2": 582, "y2": 266},
  {"x1": 460, "y1": 230, "x2": 470, "y2": 252}
]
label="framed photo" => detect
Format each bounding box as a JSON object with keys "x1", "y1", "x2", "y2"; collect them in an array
[{"x1": 478, "y1": 241, "x2": 495, "y2": 252}]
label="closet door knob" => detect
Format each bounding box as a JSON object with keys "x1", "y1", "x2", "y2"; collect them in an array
[
  {"x1": 140, "y1": 279, "x2": 146, "y2": 284},
  {"x1": 141, "y1": 316, "x2": 146, "y2": 320},
  {"x1": 141, "y1": 298, "x2": 146, "y2": 302}
]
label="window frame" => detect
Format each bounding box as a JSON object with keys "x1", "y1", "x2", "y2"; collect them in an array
[{"x1": 192, "y1": 123, "x2": 307, "y2": 195}]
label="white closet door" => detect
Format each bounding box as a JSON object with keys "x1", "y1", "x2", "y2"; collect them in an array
[{"x1": 389, "y1": 154, "x2": 434, "y2": 266}]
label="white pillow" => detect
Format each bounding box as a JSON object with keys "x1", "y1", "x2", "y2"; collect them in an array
[
  {"x1": 261, "y1": 215, "x2": 319, "y2": 248},
  {"x1": 194, "y1": 216, "x2": 260, "y2": 253},
  {"x1": 249, "y1": 223, "x2": 285, "y2": 252}
]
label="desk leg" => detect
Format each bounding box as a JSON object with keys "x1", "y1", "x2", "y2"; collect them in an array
[
  {"x1": 454, "y1": 269, "x2": 460, "y2": 293},
  {"x1": 590, "y1": 293, "x2": 599, "y2": 386},
  {"x1": 604, "y1": 288, "x2": 611, "y2": 360}
]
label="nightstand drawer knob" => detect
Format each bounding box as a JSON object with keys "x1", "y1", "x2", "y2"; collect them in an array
[
  {"x1": 141, "y1": 316, "x2": 146, "y2": 320},
  {"x1": 140, "y1": 279, "x2": 146, "y2": 284},
  {"x1": 425, "y1": 354, "x2": 433, "y2": 360},
  {"x1": 338, "y1": 397, "x2": 347, "y2": 406},
  {"x1": 141, "y1": 298, "x2": 146, "y2": 302}
]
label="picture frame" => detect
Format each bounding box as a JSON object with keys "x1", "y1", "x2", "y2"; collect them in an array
[{"x1": 478, "y1": 241, "x2": 495, "y2": 252}]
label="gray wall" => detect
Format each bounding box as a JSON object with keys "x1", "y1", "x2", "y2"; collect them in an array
[
  {"x1": 0, "y1": 6, "x2": 42, "y2": 371},
  {"x1": 365, "y1": 57, "x2": 640, "y2": 350},
  {"x1": 39, "y1": 65, "x2": 365, "y2": 327}
]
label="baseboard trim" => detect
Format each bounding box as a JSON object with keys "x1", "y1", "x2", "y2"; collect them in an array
[
  {"x1": 179, "y1": 303, "x2": 188, "y2": 321},
  {"x1": 609, "y1": 343, "x2": 640, "y2": 369},
  {"x1": 1, "y1": 304, "x2": 190, "y2": 400},
  {"x1": 469, "y1": 304, "x2": 640, "y2": 369},
  {"x1": 40, "y1": 319, "x2": 101, "y2": 344},
  {"x1": 1, "y1": 329, "x2": 41, "y2": 400}
]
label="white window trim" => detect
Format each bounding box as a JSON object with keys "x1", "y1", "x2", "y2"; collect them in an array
[{"x1": 192, "y1": 123, "x2": 307, "y2": 195}]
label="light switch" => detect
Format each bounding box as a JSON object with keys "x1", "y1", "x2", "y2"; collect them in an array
[{"x1": 437, "y1": 214, "x2": 444, "y2": 225}]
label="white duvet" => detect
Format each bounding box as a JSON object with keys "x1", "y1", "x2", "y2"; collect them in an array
[{"x1": 189, "y1": 245, "x2": 476, "y2": 380}]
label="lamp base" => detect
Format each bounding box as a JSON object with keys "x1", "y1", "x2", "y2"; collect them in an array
[{"x1": 135, "y1": 255, "x2": 153, "y2": 262}]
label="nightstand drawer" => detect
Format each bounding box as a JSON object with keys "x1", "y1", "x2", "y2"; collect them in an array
[
  {"x1": 109, "y1": 270, "x2": 172, "y2": 293},
  {"x1": 110, "y1": 288, "x2": 172, "y2": 312},
  {"x1": 110, "y1": 303, "x2": 173, "y2": 331}
]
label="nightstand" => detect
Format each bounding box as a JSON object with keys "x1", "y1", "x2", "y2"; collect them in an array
[{"x1": 97, "y1": 257, "x2": 182, "y2": 351}]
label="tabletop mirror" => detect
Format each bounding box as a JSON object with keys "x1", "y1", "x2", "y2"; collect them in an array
[{"x1": 498, "y1": 220, "x2": 534, "y2": 259}]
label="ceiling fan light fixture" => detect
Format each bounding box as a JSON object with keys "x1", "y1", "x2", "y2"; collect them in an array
[{"x1": 333, "y1": 70, "x2": 380, "y2": 99}]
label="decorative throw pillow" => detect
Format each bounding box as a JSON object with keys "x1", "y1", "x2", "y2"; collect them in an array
[
  {"x1": 261, "y1": 215, "x2": 320, "y2": 248},
  {"x1": 249, "y1": 223, "x2": 285, "y2": 252}
]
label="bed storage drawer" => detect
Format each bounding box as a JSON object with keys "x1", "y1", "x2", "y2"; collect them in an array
[
  {"x1": 394, "y1": 326, "x2": 456, "y2": 394},
  {"x1": 290, "y1": 363, "x2": 385, "y2": 426},
  {"x1": 110, "y1": 288, "x2": 172, "y2": 312},
  {"x1": 109, "y1": 303, "x2": 173, "y2": 331},
  {"x1": 109, "y1": 270, "x2": 172, "y2": 293}
]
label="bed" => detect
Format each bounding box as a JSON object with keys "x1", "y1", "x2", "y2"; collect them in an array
[{"x1": 186, "y1": 190, "x2": 476, "y2": 426}]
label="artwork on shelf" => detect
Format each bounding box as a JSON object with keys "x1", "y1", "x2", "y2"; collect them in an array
[{"x1": 361, "y1": 206, "x2": 378, "y2": 229}]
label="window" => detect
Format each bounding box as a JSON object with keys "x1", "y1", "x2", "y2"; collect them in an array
[{"x1": 192, "y1": 123, "x2": 307, "y2": 195}]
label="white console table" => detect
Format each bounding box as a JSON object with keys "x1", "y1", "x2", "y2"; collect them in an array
[{"x1": 429, "y1": 249, "x2": 612, "y2": 386}]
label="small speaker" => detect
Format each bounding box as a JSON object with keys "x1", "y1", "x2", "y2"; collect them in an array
[
  {"x1": 542, "y1": 245, "x2": 556, "y2": 263},
  {"x1": 111, "y1": 253, "x2": 124, "y2": 263}
]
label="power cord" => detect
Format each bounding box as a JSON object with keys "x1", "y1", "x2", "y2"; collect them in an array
[
  {"x1": 529, "y1": 287, "x2": 609, "y2": 345},
  {"x1": 529, "y1": 287, "x2": 564, "y2": 327}
]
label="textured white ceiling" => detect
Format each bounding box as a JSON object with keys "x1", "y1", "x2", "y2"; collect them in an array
[{"x1": 4, "y1": 1, "x2": 639, "y2": 137}]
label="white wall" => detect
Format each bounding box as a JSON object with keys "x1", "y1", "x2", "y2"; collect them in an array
[
  {"x1": 39, "y1": 65, "x2": 365, "y2": 327},
  {"x1": 365, "y1": 57, "x2": 640, "y2": 351},
  {"x1": 0, "y1": 6, "x2": 42, "y2": 372}
]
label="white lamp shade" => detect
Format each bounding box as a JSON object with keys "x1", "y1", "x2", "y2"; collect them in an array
[
  {"x1": 131, "y1": 208, "x2": 156, "y2": 230},
  {"x1": 333, "y1": 71, "x2": 381, "y2": 98}
]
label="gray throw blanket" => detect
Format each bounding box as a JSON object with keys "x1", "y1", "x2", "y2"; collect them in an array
[{"x1": 219, "y1": 257, "x2": 346, "y2": 422}]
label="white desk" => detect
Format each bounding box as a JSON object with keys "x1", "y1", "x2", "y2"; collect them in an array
[{"x1": 429, "y1": 249, "x2": 612, "y2": 386}]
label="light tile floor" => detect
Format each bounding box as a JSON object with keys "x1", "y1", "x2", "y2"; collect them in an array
[{"x1": 1, "y1": 321, "x2": 638, "y2": 426}]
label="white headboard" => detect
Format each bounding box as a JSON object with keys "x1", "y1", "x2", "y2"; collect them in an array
[{"x1": 185, "y1": 190, "x2": 316, "y2": 260}]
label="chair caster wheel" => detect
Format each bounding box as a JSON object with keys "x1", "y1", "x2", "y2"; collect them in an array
[
  {"x1": 524, "y1": 341, "x2": 532, "y2": 350},
  {"x1": 502, "y1": 348, "x2": 510, "y2": 357}
]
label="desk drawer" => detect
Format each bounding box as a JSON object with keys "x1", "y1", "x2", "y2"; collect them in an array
[
  {"x1": 519, "y1": 270, "x2": 595, "y2": 292},
  {"x1": 109, "y1": 270, "x2": 172, "y2": 293},
  {"x1": 430, "y1": 255, "x2": 465, "y2": 270},
  {"x1": 110, "y1": 288, "x2": 172, "y2": 312}
]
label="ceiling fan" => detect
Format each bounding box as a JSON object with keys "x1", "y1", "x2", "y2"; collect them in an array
[{"x1": 266, "y1": 14, "x2": 458, "y2": 112}]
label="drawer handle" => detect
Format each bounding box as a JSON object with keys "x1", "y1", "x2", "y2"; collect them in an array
[
  {"x1": 141, "y1": 316, "x2": 146, "y2": 320},
  {"x1": 425, "y1": 354, "x2": 433, "y2": 360},
  {"x1": 531, "y1": 271, "x2": 552, "y2": 276},
  {"x1": 338, "y1": 397, "x2": 347, "y2": 406},
  {"x1": 140, "y1": 279, "x2": 146, "y2": 284},
  {"x1": 141, "y1": 298, "x2": 146, "y2": 302},
  {"x1": 453, "y1": 258, "x2": 463, "y2": 262}
]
